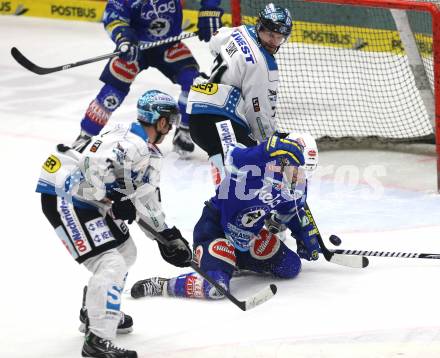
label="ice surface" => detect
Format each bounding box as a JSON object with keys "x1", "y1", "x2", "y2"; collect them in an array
[{"x1": 1, "y1": 16, "x2": 440, "y2": 358}]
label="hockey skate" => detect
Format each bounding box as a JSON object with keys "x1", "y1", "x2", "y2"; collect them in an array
[
  {"x1": 172, "y1": 125, "x2": 195, "y2": 157},
  {"x1": 81, "y1": 331, "x2": 137, "y2": 358},
  {"x1": 79, "y1": 308, "x2": 133, "y2": 334},
  {"x1": 72, "y1": 130, "x2": 92, "y2": 152},
  {"x1": 79, "y1": 286, "x2": 133, "y2": 334},
  {"x1": 130, "y1": 277, "x2": 169, "y2": 299}
]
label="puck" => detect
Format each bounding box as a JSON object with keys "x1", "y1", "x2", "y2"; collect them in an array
[{"x1": 329, "y1": 235, "x2": 342, "y2": 246}]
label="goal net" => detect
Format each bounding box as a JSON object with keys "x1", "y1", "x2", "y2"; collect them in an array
[
  {"x1": 231, "y1": 0, "x2": 437, "y2": 141},
  {"x1": 230, "y1": 0, "x2": 440, "y2": 190}
]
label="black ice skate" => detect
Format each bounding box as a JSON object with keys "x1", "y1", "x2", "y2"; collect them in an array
[
  {"x1": 172, "y1": 125, "x2": 195, "y2": 156},
  {"x1": 72, "y1": 130, "x2": 92, "y2": 152},
  {"x1": 130, "y1": 277, "x2": 169, "y2": 299},
  {"x1": 81, "y1": 331, "x2": 137, "y2": 358},
  {"x1": 79, "y1": 308, "x2": 133, "y2": 334},
  {"x1": 79, "y1": 286, "x2": 133, "y2": 334}
]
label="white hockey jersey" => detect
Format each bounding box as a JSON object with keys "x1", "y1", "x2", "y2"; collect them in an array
[
  {"x1": 36, "y1": 122, "x2": 168, "y2": 233},
  {"x1": 186, "y1": 25, "x2": 279, "y2": 142}
]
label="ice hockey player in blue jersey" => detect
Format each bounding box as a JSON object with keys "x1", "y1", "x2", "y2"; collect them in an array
[
  {"x1": 72, "y1": 0, "x2": 224, "y2": 157},
  {"x1": 130, "y1": 132, "x2": 322, "y2": 301}
]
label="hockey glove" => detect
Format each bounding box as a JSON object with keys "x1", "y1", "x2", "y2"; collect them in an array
[
  {"x1": 158, "y1": 226, "x2": 192, "y2": 267},
  {"x1": 264, "y1": 135, "x2": 305, "y2": 166},
  {"x1": 110, "y1": 190, "x2": 136, "y2": 224},
  {"x1": 264, "y1": 213, "x2": 287, "y2": 234},
  {"x1": 294, "y1": 221, "x2": 321, "y2": 261},
  {"x1": 115, "y1": 28, "x2": 139, "y2": 63},
  {"x1": 197, "y1": 0, "x2": 223, "y2": 42}
]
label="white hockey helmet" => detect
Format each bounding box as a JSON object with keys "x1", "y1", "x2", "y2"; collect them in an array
[{"x1": 286, "y1": 132, "x2": 319, "y2": 178}]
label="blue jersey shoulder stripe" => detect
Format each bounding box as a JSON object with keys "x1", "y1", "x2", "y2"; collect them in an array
[{"x1": 245, "y1": 25, "x2": 278, "y2": 71}]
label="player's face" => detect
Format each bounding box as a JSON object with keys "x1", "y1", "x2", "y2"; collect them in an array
[
  {"x1": 258, "y1": 28, "x2": 287, "y2": 54},
  {"x1": 155, "y1": 116, "x2": 173, "y2": 143}
]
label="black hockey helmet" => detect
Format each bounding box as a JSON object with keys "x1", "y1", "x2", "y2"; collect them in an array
[{"x1": 256, "y1": 3, "x2": 293, "y2": 39}]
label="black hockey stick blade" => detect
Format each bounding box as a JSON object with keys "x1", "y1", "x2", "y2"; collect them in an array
[
  {"x1": 11, "y1": 46, "x2": 119, "y2": 75},
  {"x1": 11, "y1": 47, "x2": 63, "y2": 75},
  {"x1": 304, "y1": 203, "x2": 369, "y2": 269},
  {"x1": 190, "y1": 262, "x2": 277, "y2": 311}
]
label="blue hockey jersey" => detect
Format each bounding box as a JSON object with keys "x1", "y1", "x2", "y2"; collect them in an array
[
  {"x1": 211, "y1": 143, "x2": 308, "y2": 251},
  {"x1": 103, "y1": 0, "x2": 221, "y2": 43}
]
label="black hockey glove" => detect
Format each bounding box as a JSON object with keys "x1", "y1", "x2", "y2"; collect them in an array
[
  {"x1": 197, "y1": 4, "x2": 223, "y2": 42},
  {"x1": 157, "y1": 226, "x2": 192, "y2": 267},
  {"x1": 115, "y1": 28, "x2": 139, "y2": 63},
  {"x1": 110, "y1": 191, "x2": 136, "y2": 224}
]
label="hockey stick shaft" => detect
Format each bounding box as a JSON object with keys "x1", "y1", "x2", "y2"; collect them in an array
[
  {"x1": 136, "y1": 218, "x2": 277, "y2": 311},
  {"x1": 11, "y1": 31, "x2": 198, "y2": 75},
  {"x1": 304, "y1": 203, "x2": 369, "y2": 268},
  {"x1": 331, "y1": 248, "x2": 440, "y2": 259}
]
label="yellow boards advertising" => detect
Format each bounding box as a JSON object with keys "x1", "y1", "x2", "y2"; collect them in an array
[
  {"x1": 0, "y1": 0, "x2": 106, "y2": 22},
  {"x1": 0, "y1": 2, "x2": 231, "y2": 25}
]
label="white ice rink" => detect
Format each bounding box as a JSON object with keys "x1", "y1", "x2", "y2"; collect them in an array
[{"x1": 1, "y1": 16, "x2": 440, "y2": 358}]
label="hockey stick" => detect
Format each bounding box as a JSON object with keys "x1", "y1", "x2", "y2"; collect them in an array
[
  {"x1": 327, "y1": 236, "x2": 440, "y2": 260},
  {"x1": 304, "y1": 203, "x2": 369, "y2": 268},
  {"x1": 11, "y1": 31, "x2": 198, "y2": 75},
  {"x1": 136, "y1": 218, "x2": 277, "y2": 311}
]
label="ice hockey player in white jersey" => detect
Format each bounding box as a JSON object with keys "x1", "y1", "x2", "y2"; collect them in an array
[
  {"x1": 187, "y1": 3, "x2": 293, "y2": 185},
  {"x1": 36, "y1": 90, "x2": 192, "y2": 358}
]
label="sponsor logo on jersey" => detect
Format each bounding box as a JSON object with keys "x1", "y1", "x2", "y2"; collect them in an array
[
  {"x1": 148, "y1": 18, "x2": 170, "y2": 37},
  {"x1": 208, "y1": 239, "x2": 236, "y2": 266},
  {"x1": 142, "y1": 0, "x2": 176, "y2": 20},
  {"x1": 58, "y1": 197, "x2": 92, "y2": 255},
  {"x1": 85, "y1": 217, "x2": 115, "y2": 247},
  {"x1": 164, "y1": 42, "x2": 192, "y2": 63},
  {"x1": 252, "y1": 97, "x2": 260, "y2": 112},
  {"x1": 225, "y1": 41, "x2": 238, "y2": 57},
  {"x1": 250, "y1": 229, "x2": 280, "y2": 260},
  {"x1": 225, "y1": 224, "x2": 254, "y2": 250},
  {"x1": 113, "y1": 142, "x2": 127, "y2": 164},
  {"x1": 254, "y1": 181, "x2": 283, "y2": 209},
  {"x1": 268, "y1": 89, "x2": 277, "y2": 103},
  {"x1": 194, "y1": 245, "x2": 203, "y2": 266},
  {"x1": 43, "y1": 155, "x2": 61, "y2": 173},
  {"x1": 191, "y1": 83, "x2": 218, "y2": 95},
  {"x1": 90, "y1": 140, "x2": 102, "y2": 153},
  {"x1": 231, "y1": 30, "x2": 255, "y2": 64},
  {"x1": 215, "y1": 120, "x2": 237, "y2": 156},
  {"x1": 237, "y1": 207, "x2": 267, "y2": 228},
  {"x1": 109, "y1": 57, "x2": 139, "y2": 83}
]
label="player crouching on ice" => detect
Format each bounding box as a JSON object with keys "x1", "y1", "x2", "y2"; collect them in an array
[
  {"x1": 36, "y1": 90, "x2": 192, "y2": 358},
  {"x1": 131, "y1": 133, "x2": 320, "y2": 301}
]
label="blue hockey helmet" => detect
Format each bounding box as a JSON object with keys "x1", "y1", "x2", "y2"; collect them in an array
[
  {"x1": 256, "y1": 3, "x2": 293, "y2": 39},
  {"x1": 137, "y1": 90, "x2": 180, "y2": 126}
]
